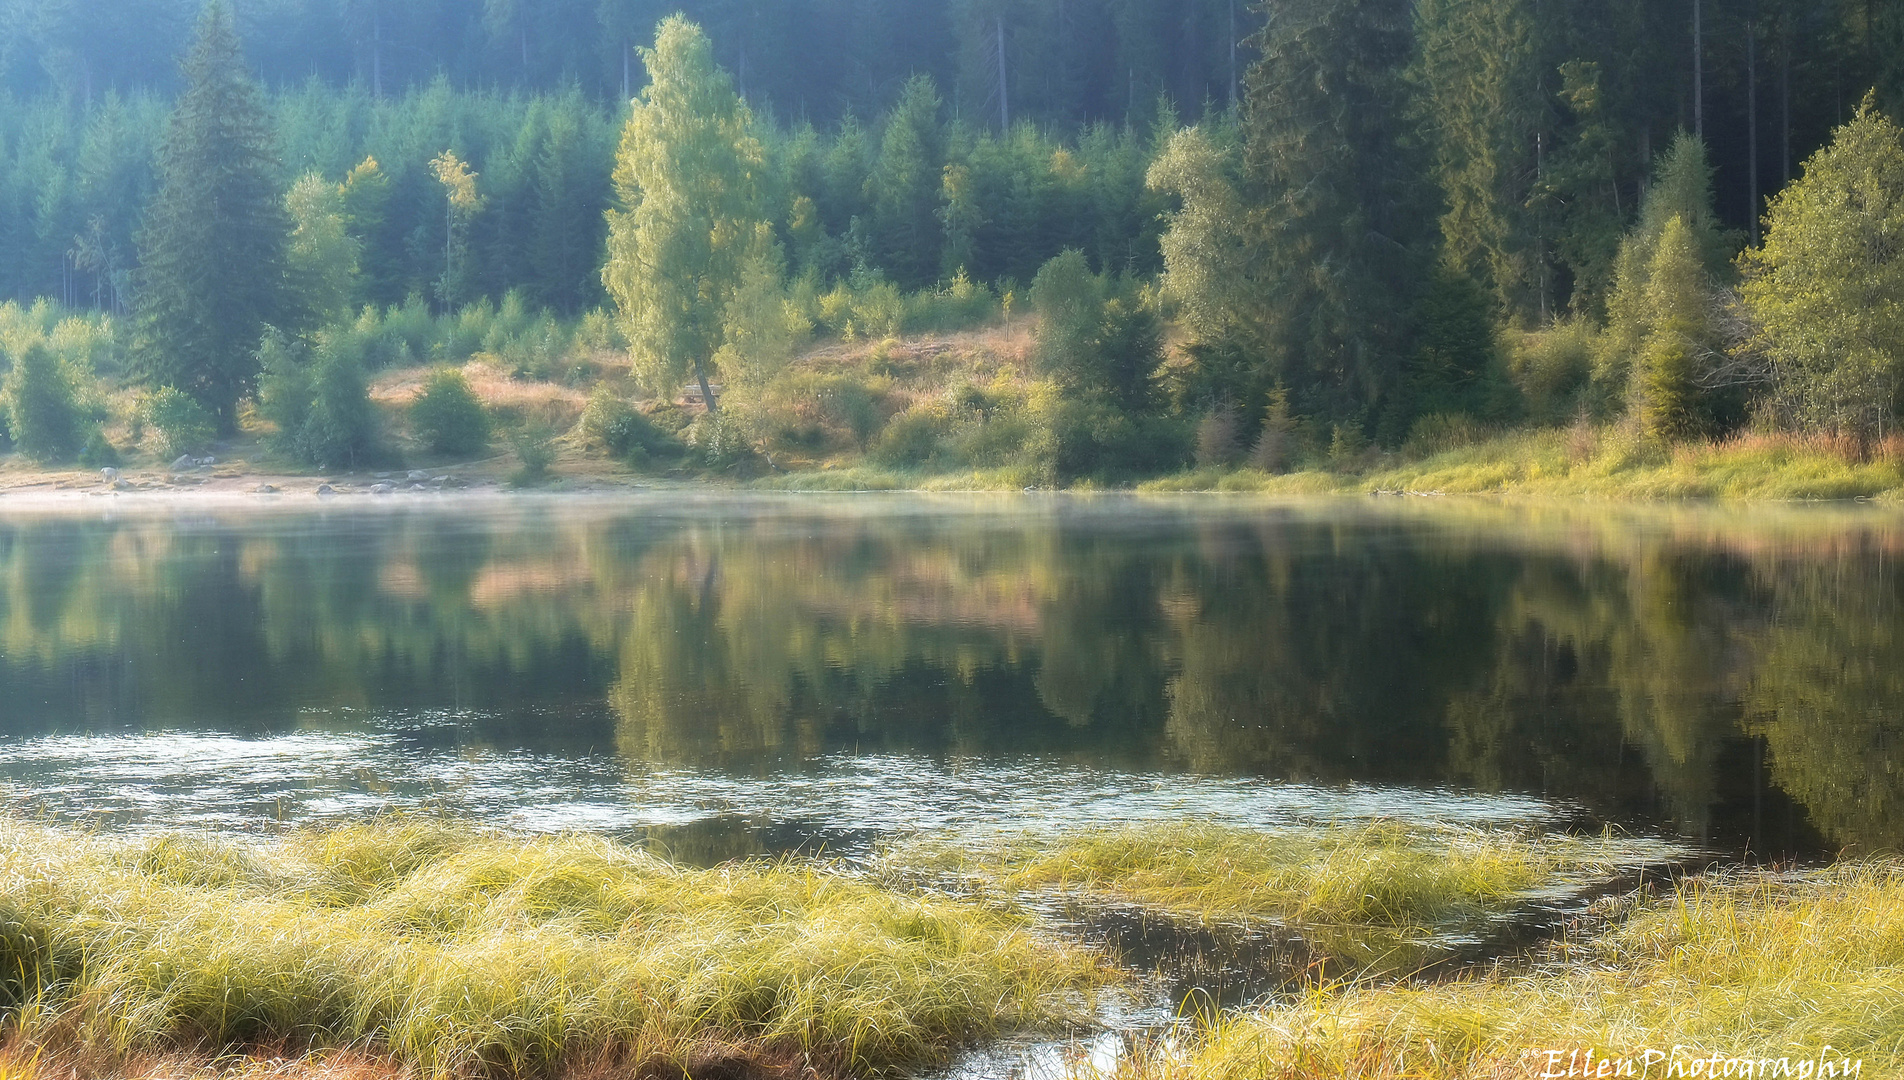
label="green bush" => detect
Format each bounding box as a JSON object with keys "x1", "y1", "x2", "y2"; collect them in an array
[
  {"x1": 508, "y1": 422, "x2": 556, "y2": 485},
  {"x1": 689, "y1": 410, "x2": 755, "y2": 470},
  {"x1": 142, "y1": 385, "x2": 217, "y2": 459},
  {"x1": 581, "y1": 387, "x2": 682, "y2": 463},
  {"x1": 1, "y1": 342, "x2": 86, "y2": 462},
  {"x1": 1038, "y1": 394, "x2": 1188, "y2": 482},
  {"x1": 872, "y1": 404, "x2": 954, "y2": 468},
  {"x1": 296, "y1": 341, "x2": 378, "y2": 469},
  {"x1": 257, "y1": 330, "x2": 316, "y2": 450},
  {"x1": 410, "y1": 367, "x2": 490, "y2": 457},
  {"x1": 1507, "y1": 320, "x2": 1599, "y2": 423},
  {"x1": 260, "y1": 331, "x2": 378, "y2": 470},
  {"x1": 79, "y1": 429, "x2": 120, "y2": 468}
]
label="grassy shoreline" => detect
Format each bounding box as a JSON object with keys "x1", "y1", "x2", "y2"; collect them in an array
[
  {"x1": 1126, "y1": 862, "x2": 1904, "y2": 1079},
  {"x1": 0, "y1": 819, "x2": 1108, "y2": 1079},
  {"x1": 0, "y1": 818, "x2": 1885, "y2": 1078},
  {"x1": 14, "y1": 408, "x2": 1904, "y2": 503}
]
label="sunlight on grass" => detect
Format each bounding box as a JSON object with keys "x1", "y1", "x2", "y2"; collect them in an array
[
  {"x1": 1132, "y1": 428, "x2": 1904, "y2": 500},
  {"x1": 1123, "y1": 863, "x2": 1904, "y2": 1079},
  {"x1": 0, "y1": 819, "x2": 1108, "y2": 1077},
  {"x1": 880, "y1": 822, "x2": 1656, "y2": 973}
]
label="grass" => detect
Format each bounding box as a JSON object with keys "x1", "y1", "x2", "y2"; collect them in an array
[
  {"x1": 0, "y1": 818, "x2": 1109, "y2": 1078},
  {"x1": 1140, "y1": 428, "x2": 1904, "y2": 501},
  {"x1": 879, "y1": 823, "x2": 1654, "y2": 973},
  {"x1": 1122, "y1": 863, "x2": 1904, "y2": 1079}
]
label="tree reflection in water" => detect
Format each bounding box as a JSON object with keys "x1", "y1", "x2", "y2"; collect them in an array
[{"x1": 0, "y1": 497, "x2": 1895, "y2": 855}]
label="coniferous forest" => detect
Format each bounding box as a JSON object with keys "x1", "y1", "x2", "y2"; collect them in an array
[{"x1": 6, "y1": 0, "x2": 1904, "y2": 485}]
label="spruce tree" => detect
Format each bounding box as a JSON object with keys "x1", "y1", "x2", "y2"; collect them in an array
[
  {"x1": 1413, "y1": 0, "x2": 1545, "y2": 318},
  {"x1": 132, "y1": 1, "x2": 289, "y2": 431},
  {"x1": 1238, "y1": 0, "x2": 1428, "y2": 424},
  {"x1": 866, "y1": 75, "x2": 945, "y2": 290}
]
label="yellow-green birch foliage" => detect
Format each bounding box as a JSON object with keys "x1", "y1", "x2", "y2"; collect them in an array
[
  {"x1": 1741, "y1": 97, "x2": 1904, "y2": 439},
  {"x1": 601, "y1": 16, "x2": 767, "y2": 409}
]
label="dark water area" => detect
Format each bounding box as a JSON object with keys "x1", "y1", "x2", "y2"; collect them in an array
[{"x1": 0, "y1": 493, "x2": 1897, "y2": 863}]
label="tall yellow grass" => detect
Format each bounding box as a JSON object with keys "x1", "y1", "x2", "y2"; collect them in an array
[
  {"x1": 0, "y1": 819, "x2": 1107, "y2": 1077},
  {"x1": 880, "y1": 823, "x2": 1646, "y2": 973},
  {"x1": 1125, "y1": 863, "x2": 1904, "y2": 1079}
]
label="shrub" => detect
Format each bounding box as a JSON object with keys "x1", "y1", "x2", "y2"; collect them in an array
[
  {"x1": 266, "y1": 335, "x2": 378, "y2": 470},
  {"x1": 142, "y1": 385, "x2": 217, "y2": 459},
  {"x1": 1330, "y1": 423, "x2": 1371, "y2": 468},
  {"x1": 688, "y1": 409, "x2": 755, "y2": 470},
  {"x1": 581, "y1": 387, "x2": 681, "y2": 463},
  {"x1": 79, "y1": 429, "x2": 120, "y2": 467},
  {"x1": 873, "y1": 404, "x2": 954, "y2": 468},
  {"x1": 1194, "y1": 405, "x2": 1241, "y2": 467},
  {"x1": 508, "y1": 422, "x2": 556, "y2": 484},
  {"x1": 1, "y1": 342, "x2": 86, "y2": 462},
  {"x1": 1249, "y1": 387, "x2": 1298, "y2": 472},
  {"x1": 256, "y1": 330, "x2": 315, "y2": 450},
  {"x1": 1032, "y1": 388, "x2": 1189, "y2": 483},
  {"x1": 1508, "y1": 320, "x2": 1600, "y2": 423},
  {"x1": 410, "y1": 367, "x2": 490, "y2": 457}
]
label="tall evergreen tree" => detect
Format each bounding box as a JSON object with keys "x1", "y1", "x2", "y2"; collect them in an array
[
  {"x1": 1238, "y1": 0, "x2": 1428, "y2": 424},
  {"x1": 1413, "y1": 0, "x2": 1545, "y2": 319},
  {"x1": 866, "y1": 75, "x2": 944, "y2": 290},
  {"x1": 132, "y1": 1, "x2": 289, "y2": 430}
]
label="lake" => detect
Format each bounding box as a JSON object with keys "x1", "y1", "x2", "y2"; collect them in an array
[{"x1": 0, "y1": 492, "x2": 1890, "y2": 863}]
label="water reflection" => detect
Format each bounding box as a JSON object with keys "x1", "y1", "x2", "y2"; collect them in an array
[{"x1": 0, "y1": 495, "x2": 1899, "y2": 854}]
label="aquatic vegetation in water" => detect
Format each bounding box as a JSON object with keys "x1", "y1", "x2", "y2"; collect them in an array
[
  {"x1": 880, "y1": 822, "x2": 1662, "y2": 975},
  {"x1": 0, "y1": 819, "x2": 1108, "y2": 1077},
  {"x1": 1122, "y1": 863, "x2": 1904, "y2": 1079}
]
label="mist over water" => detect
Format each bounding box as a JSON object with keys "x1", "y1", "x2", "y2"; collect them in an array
[{"x1": 0, "y1": 493, "x2": 1896, "y2": 859}]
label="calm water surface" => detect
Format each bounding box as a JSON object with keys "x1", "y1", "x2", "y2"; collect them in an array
[{"x1": 0, "y1": 493, "x2": 1893, "y2": 859}]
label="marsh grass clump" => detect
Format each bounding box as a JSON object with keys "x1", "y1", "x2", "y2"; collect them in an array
[
  {"x1": 881, "y1": 822, "x2": 1639, "y2": 969},
  {"x1": 1125, "y1": 862, "x2": 1904, "y2": 1079},
  {"x1": 0, "y1": 819, "x2": 1107, "y2": 1078}
]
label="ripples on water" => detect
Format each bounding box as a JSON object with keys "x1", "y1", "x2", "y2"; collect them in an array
[{"x1": 0, "y1": 725, "x2": 1560, "y2": 847}]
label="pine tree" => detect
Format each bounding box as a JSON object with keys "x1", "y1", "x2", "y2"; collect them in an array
[
  {"x1": 601, "y1": 16, "x2": 767, "y2": 413},
  {"x1": 132, "y1": 1, "x2": 289, "y2": 431}
]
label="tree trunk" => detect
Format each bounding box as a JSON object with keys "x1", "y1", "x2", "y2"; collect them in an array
[
  {"x1": 1781, "y1": 16, "x2": 1792, "y2": 182},
  {"x1": 1693, "y1": 0, "x2": 1703, "y2": 140},
  {"x1": 1748, "y1": 10, "x2": 1759, "y2": 244},
  {"x1": 697, "y1": 364, "x2": 718, "y2": 414},
  {"x1": 372, "y1": 2, "x2": 383, "y2": 99},
  {"x1": 996, "y1": 16, "x2": 1009, "y2": 130},
  {"x1": 1228, "y1": 0, "x2": 1238, "y2": 109}
]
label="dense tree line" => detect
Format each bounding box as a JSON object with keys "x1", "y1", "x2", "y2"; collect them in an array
[
  {"x1": 13, "y1": 0, "x2": 1904, "y2": 469},
  {"x1": 0, "y1": 0, "x2": 1258, "y2": 126}
]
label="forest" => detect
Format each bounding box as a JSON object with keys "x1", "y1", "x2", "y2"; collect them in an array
[{"x1": 5, "y1": 0, "x2": 1904, "y2": 485}]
